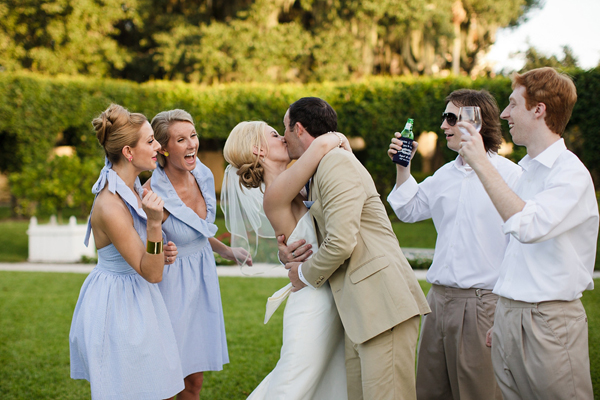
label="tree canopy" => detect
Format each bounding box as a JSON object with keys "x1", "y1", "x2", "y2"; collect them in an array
[
  {"x1": 520, "y1": 45, "x2": 580, "y2": 72},
  {"x1": 1, "y1": 0, "x2": 540, "y2": 83}
]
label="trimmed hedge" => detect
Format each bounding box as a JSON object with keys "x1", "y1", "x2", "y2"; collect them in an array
[{"x1": 1, "y1": 70, "x2": 598, "y2": 207}]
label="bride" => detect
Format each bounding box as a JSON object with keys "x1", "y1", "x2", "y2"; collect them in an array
[{"x1": 221, "y1": 121, "x2": 351, "y2": 399}]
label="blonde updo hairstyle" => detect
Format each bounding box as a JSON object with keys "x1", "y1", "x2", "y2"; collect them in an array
[
  {"x1": 92, "y1": 104, "x2": 148, "y2": 165},
  {"x1": 151, "y1": 109, "x2": 195, "y2": 168},
  {"x1": 223, "y1": 121, "x2": 269, "y2": 189}
]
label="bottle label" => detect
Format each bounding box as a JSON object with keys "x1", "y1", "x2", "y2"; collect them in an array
[{"x1": 392, "y1": 137, "x2": 414, "y2": 167}]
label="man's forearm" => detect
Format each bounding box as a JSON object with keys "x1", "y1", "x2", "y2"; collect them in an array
[
  {"x1": 472, "y1": 159, "x2": 525, "y2": 221},
  {"x1": 395, "y1": 163, "x2": 412, "y2": 188}
]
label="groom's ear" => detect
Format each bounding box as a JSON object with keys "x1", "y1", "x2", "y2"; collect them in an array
[{"x1": 295, "y1": 122, "x2": 308, "y2": 137}]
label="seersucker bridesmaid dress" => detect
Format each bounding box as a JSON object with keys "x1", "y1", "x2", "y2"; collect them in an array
[
  {"x1": 150, "y1": 159, "x2": 229, "y2": 377},
  {"x1": 69, "y1": 160, "x2": 184, "y2": 400}
]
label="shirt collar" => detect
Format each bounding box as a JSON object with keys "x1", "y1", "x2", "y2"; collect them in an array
[{"x1": 519, "y1": 138, "x2": 566, "y2": 171}]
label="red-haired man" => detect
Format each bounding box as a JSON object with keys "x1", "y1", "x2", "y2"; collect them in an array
[{"x1": 460, "y1": 67, "x2": 598, "y2": 399}]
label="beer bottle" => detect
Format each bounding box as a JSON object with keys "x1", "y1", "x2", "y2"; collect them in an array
[{"x1": 392, "y1": 118, "x2": 415, "y2": 167}]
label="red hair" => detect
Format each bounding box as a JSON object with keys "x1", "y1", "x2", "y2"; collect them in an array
[{"x1": 513, "y1": 67, "x2": 577, "y2": 135}]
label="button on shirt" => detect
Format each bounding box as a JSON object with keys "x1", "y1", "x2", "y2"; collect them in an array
[
  {"x1": 494, "y1": 139, "x2": 599, "y2": 302},
  {"x1": 387, "y1": 153, "x2": 522, "y2": 289}
]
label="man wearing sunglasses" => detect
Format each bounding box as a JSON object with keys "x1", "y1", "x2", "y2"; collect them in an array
[
  {"x1": 459, "y1": 68, "x2": 597, "y2": 400},
  {"x1": 387, "y1": 89, "x2": 521, "y2": 400}
]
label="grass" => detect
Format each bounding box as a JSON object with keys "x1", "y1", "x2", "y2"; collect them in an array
[
  {"x1": 0, "y1": 218, "x2": 439, "y2": 263},
  {"x1": 0, "y1": 221, "x2": 29, "y2": 262},
  {"x1": 1, "y1": 272, "x2": 600, "y2": 399},
  {"x1": 391, "y1": 219, "x2": 437, "y2": 248},
  {"x1": 0, "y1": 271, "x2": 423, "y2": 399}
]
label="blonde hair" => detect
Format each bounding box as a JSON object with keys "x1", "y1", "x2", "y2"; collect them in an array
[
  {"x1": 92, "y1": 104, "x2": 147, "y2": 165},
  {"x1": 150, "y1": 109, "x2": 195, "y2": 167},
  {"x1": 223, "y1": 121, "x2": 269, "y2": 189}
]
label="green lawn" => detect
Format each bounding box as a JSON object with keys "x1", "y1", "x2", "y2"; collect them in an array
[
  {"x1": 0, "y1": 221, "x2": 29, "y2": 262},
  {"x1": 0, "y1": 218, "x2": 439, "y2": 263},
  {"x1": 0, "y1": 272, "x2": 599, "y2": 399}
]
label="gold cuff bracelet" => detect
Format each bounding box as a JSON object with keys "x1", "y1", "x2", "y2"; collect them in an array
[{"x1": 146, "y1": 240, "x2": 163, "y2": 255}]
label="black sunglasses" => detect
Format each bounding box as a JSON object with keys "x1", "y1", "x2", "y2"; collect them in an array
[{"x1": 441, "y1": 112, "x2": 458, "y2": 126}]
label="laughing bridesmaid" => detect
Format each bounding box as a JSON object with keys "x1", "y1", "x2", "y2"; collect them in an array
[{"x1": 145, "y1": 109, "x2": 249, "y2": 399}]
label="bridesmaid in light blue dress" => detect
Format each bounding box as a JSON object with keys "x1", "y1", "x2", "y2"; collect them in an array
[
  {"x1": 145, "y1": 109, "x2": 246, "y2": 399},
  {"x1": 69, "y1": 104, "x2": 184, "y2": 400}
]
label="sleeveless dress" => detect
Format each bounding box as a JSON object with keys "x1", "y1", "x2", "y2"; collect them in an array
[
  {"x1": 69, "y1": 162, "x2": 184, "y2": 400},
  {"x1": 150, "y1": 160, "x2": 229, "y2": 376},
  {"x1": 248, "y1": 211, "x2": 348, "y2": 400}
]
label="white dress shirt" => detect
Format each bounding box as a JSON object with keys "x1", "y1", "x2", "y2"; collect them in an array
[
  {"x1": 388, "y1": 153, "x2": 522, "y2": 289},
  {"x1": 493, "y1": 139, "x2": 598, "y2": 302}
]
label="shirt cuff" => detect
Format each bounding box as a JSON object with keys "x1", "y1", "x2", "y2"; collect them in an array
[
  {"x1": 298, "y1": 263, "x2": 316, "y2": 289},
  {"x1": 387, "y1": 175, "x2": 419, "y2": 210},
  {"x1": 502, "y1": 200, "x2": 536, "y2": 242}
]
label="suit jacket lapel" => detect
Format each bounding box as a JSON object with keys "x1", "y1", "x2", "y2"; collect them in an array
[{"x1": 308, "y1": 176, "x2": 325, "y2": 245}]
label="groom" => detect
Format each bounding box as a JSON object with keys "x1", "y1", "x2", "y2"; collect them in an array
[{"x1": 282, "y1": 97, "x2": 430, "y2": 400}]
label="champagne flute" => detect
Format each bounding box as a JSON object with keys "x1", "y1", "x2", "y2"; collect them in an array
[{"x1": 458, "y1": 106, "x2": 482, "y2": 136}]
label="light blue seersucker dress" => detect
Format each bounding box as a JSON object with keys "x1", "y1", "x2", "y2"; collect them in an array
[
  {"x1": 150, "y1": 158, "x2": 229, "y2": 377},
  {"x1": 69, "y1": 160, "x2": 184, "y2": 400}
]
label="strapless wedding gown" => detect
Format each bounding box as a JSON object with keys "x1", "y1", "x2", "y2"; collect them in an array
[{"x1": 248, "y1": 212, "x2": 348, "y2": 400}]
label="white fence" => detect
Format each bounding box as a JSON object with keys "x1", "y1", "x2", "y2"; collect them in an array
[{"x1": 27, "y1": 216, "x2": 96, "y2": 263}]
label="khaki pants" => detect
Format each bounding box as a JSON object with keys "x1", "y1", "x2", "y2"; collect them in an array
[
  {"x1": 492, "y1": 297, "x2": 593, "y2": 400},
  {"x1": 416, "y1": 284, "x2": 502, "y2": 400},
  {"x1": 345, "y1": 315, "x2": 420, "y2": 400}
]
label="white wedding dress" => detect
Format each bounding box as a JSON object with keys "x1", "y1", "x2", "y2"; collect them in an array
[{"x1": 248, "y1": 211, "x2": 348, "y2": 400}]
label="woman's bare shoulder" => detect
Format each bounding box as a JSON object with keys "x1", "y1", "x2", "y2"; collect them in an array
[{"x1": 92, "y1": 189, "x2": 131, "y2": 226}]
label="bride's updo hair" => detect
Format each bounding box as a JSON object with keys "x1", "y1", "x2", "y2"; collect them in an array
[
  {"x1": 92, "y1": 104, "x2": 148, "y2": 165},
  {"x1": 223, "y1": 121, "x2": 269, "y2": 189}
]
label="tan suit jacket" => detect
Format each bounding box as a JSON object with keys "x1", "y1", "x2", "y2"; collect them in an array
[{"x1": 303, "y1": 149, "x2": 430, "y2": 344}]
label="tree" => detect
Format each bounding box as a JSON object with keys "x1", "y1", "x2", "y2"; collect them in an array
[
  {"x1": 0, "y1": 0, "x2": 132, "y2": 75},
  {"x1": 520, "y1": 45, "x2": 580, "y2": 71},
  {"x1": 0, "y1": 0, "x2": 543, "y2": 81},
  {"x1": 9, "y1": 154, "x2": 102, "y2": 220}
]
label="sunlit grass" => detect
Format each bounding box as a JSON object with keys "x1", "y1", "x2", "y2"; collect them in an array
[{"x1": 1, "y1": 272, "x2": 599, "y2": 399}]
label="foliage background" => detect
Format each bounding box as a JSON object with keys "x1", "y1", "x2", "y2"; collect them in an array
[
  {"x1": 0, "y1": 0, "x2": 540, "y2": 83},
  {"x1": 1, "y1": 68, "x2": 598, "y2": 215}
]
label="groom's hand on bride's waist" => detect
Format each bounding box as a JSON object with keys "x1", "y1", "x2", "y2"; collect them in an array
[
  {"x1": 277, "y1": 235, "x2": 313, "y2": 264},
  {"x1": 285, "y1": 262, "x2": 308, "y2": 292}
]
